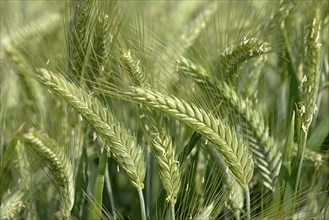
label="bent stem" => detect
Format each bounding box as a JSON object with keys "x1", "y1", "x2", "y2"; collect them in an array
[
  {"x1": 246, "y1": 188, "x2": 251, "y2": 220},
  {"x1": 138, "y1": 189, "x2": 147, "y2": 220}
]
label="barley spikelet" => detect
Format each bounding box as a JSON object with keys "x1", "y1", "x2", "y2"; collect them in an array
[
  {"x1": 126, "y1": 87, "x2": 254, "y2": 189},
  {"x1": 298, "y1": 13, "x2": 321, "y2": 134},
  {"x1": 177, "y1": 57, "x2": 207, "y2": 84},
  {"x1": 121, "y1": 52, "x2": 181, "y2": 204},
  {"x1": 217, "y1": 82, "x2": 281, "y2": 190},
  {"x1": 0, "y1": 190, "x2": 25, "y2": 220},
  {"x1": 152, "y1": 132, "x2": 180, "y2": 204},
  {"x1": 67, "y1": 0, "x2": 93, "y2": 81},
  {"x1": 89, "y1": 12, "x2": 112, "y2": 82},
  {"x1": 264, "y1": 0, "x2": 295, "y2": 32},
  {"x1": 23, "y1": 129, "x2": 74, "y2": 217},
  {"x1": 295, "y1": 148, "x2": 326, "y2": 166},
  {"x1": 178, "y1": 58, "x2": 281, "y2": 191},
  {"x1": 36, "y1": 68, "x2": 145, "y2": 190},
  {"x1": 122, "y1": 52, "x2": 181, "y2": 204},
  {"x1": 142, "y1": 108, "x2": 181, "y2": 206},
  {"x1": 16, "y1": 141, "x2": 38, "y2": 219},
  {"x1": 5, "y1": 45, "x2": 40, "y2": 114},
  {"x1": 208, "y1": 147, "x2": 244, "y2": 216},
  {"x1": 180, "y1": 3, "x2": 215, "y2": 50},
  {"x1": 195, "y1": 202, "x2": 214, "y2": 220},
  {"x1": 219, "y1": 38, "x2": 271, "y2": 77},
  {"x1": 121, "y1": 49, "x2": 145, "y2": 86}
]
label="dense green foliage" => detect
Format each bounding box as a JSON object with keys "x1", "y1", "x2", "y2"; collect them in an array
[{"x1": 1, "y1": 1, "x2": 328, "y2": 219}]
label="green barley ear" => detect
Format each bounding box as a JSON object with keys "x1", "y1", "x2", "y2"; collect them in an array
[
  {"x1": 23, "y1": 129, "x2": 74, "y2": 217},
  {"x1": 125, "y1": 87, "x2": 254, "y2": 190},
  {"x1": 0, "y1": 190, "x2": 25, "y2": 220},
  {"x1": 121, "y1": 49, "x2": 145, "y2": 86},
  {"x1": 35, "y1": 68, "x2": 145, "y2": 190},
  {"x1": 195, "y1": 202, "x2": 214, "y2": 220},
  {"x1": 88, "y1": 11, "x2": 112, "y2": 86},
  {"x1": 264, "y1": 0, "x2": 295, "y2": 32},
  {"x1": 206, "y1": 147, "x2": 244, "y2": 218},
  {"x1": 298, "y1": 12, "x2": 321, "y2": 135},
  {"x1": 67, "y1": 0, "x2": 94, "y2": 82},
  {"x1": 218, "y1": 38, "x2": 271, "y2": 79},
  {"x1": 151, "y1": 132, "x2": 180, "y2": 205},
  {"x1": 177, "y1": 57, "x2": 208, "y2": 82},
  {"x1": 120, "y1": 50, "x2": 180, "y2": 205},
  {"x1": 5, "y1": 44, "x2": 40, "y2": 116},
  {"x1": 16, "y1": 141, "x2": 38, "y2": 219},
  {"x1": 180, "y1": 2, "x2": 215, "y2": 50},
  {"x1": 178, "y1": 57, "x2": 281, "y2": 191}
]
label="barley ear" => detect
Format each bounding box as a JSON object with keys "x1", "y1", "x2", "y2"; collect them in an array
[
  {"x1": 0, "y1": 190, "x2": 25, "y2": 220},
  {"x1": 180, "y1": 3, "x2": 215, "y2": 50},
  {"x1": 178, "y1": 57, "x2": 281, "y2": 191},
  {"x1": 88, "y1": 12, "x2": 112, "y2": 85},
  {"x1": 195, "y1": 202, "x2": 214, "y2": 220},
  {"x1": 151, "y1": 132, "x2": 180, "y2": 204},
  {"x1": 126, "y1": 87, "x2": 254, "y2": 189},
  {"x1": 35, "y1": 68, "x2": 145, "y2": 190},
  {"x1": 23, "y1": 129, "x2": 75, "y2": 217},
  {"x1": 219, "y1": 38, "x2": 271, "y2": 78},
  {"x1": 298, "y1": 12, "x2": 321, "y2": 135},
  {"x1": 67, "y1": 0, "x2": 94, "y2": 82},
  {"x1": 121, "y1": 49, "x2": 145, "y2": 86},
  {"x1": 16, "y1": 141, "x2": 38, "y2": 219},
  {"x1": 120, "y1": 49, "x2": 180, "y2": 202}
]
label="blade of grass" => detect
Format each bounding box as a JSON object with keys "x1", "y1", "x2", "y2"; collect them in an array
[{"x1": 271, "y1": 112, "x2": 295, "y2": 217}]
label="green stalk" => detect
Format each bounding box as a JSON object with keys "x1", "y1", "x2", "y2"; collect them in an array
[
  {"x1": 89, "y1": 149, "x2": 108, "y2": 220},
  {"x1": 170, "y1": 203, "x2": 175, "y2": 220},
  {"x1": 246, "y1": 188, "x2": 251, "y2": 220},
  {"x1": 105, "y1": 164, "x2": 117, "y2": 220},
  {"x1": 138, "y1": 189, "x2": 147, "y2": 220}
]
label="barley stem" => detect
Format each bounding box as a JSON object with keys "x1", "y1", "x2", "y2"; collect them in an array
[
  {"x1": 138, "y1": 189, "x2": 147, "y2": 220},
  {"x1": 246, "y1": 188, "x2": 251, "y2": 220},
  {"x1": 89, "y1": 149, "x2": 108, "y2": 220},
  {"x1": 105, "y1": 164, "x2": 117, "y2": 220},
  {"x1": 170, "y1": 203, "x2": 175, "y2": 220}
]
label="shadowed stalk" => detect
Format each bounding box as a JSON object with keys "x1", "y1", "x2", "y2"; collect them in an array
[
  {"x1": 105, "y1": 164, "x2": 117, "y2": 220},
  {"x1": 88, "y1": 149, "x2": 108, "y2": 220}
]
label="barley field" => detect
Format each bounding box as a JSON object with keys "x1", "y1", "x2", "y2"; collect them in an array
[{"x1": 0, "y1": 1, "x2": 328, "y2": 219}]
